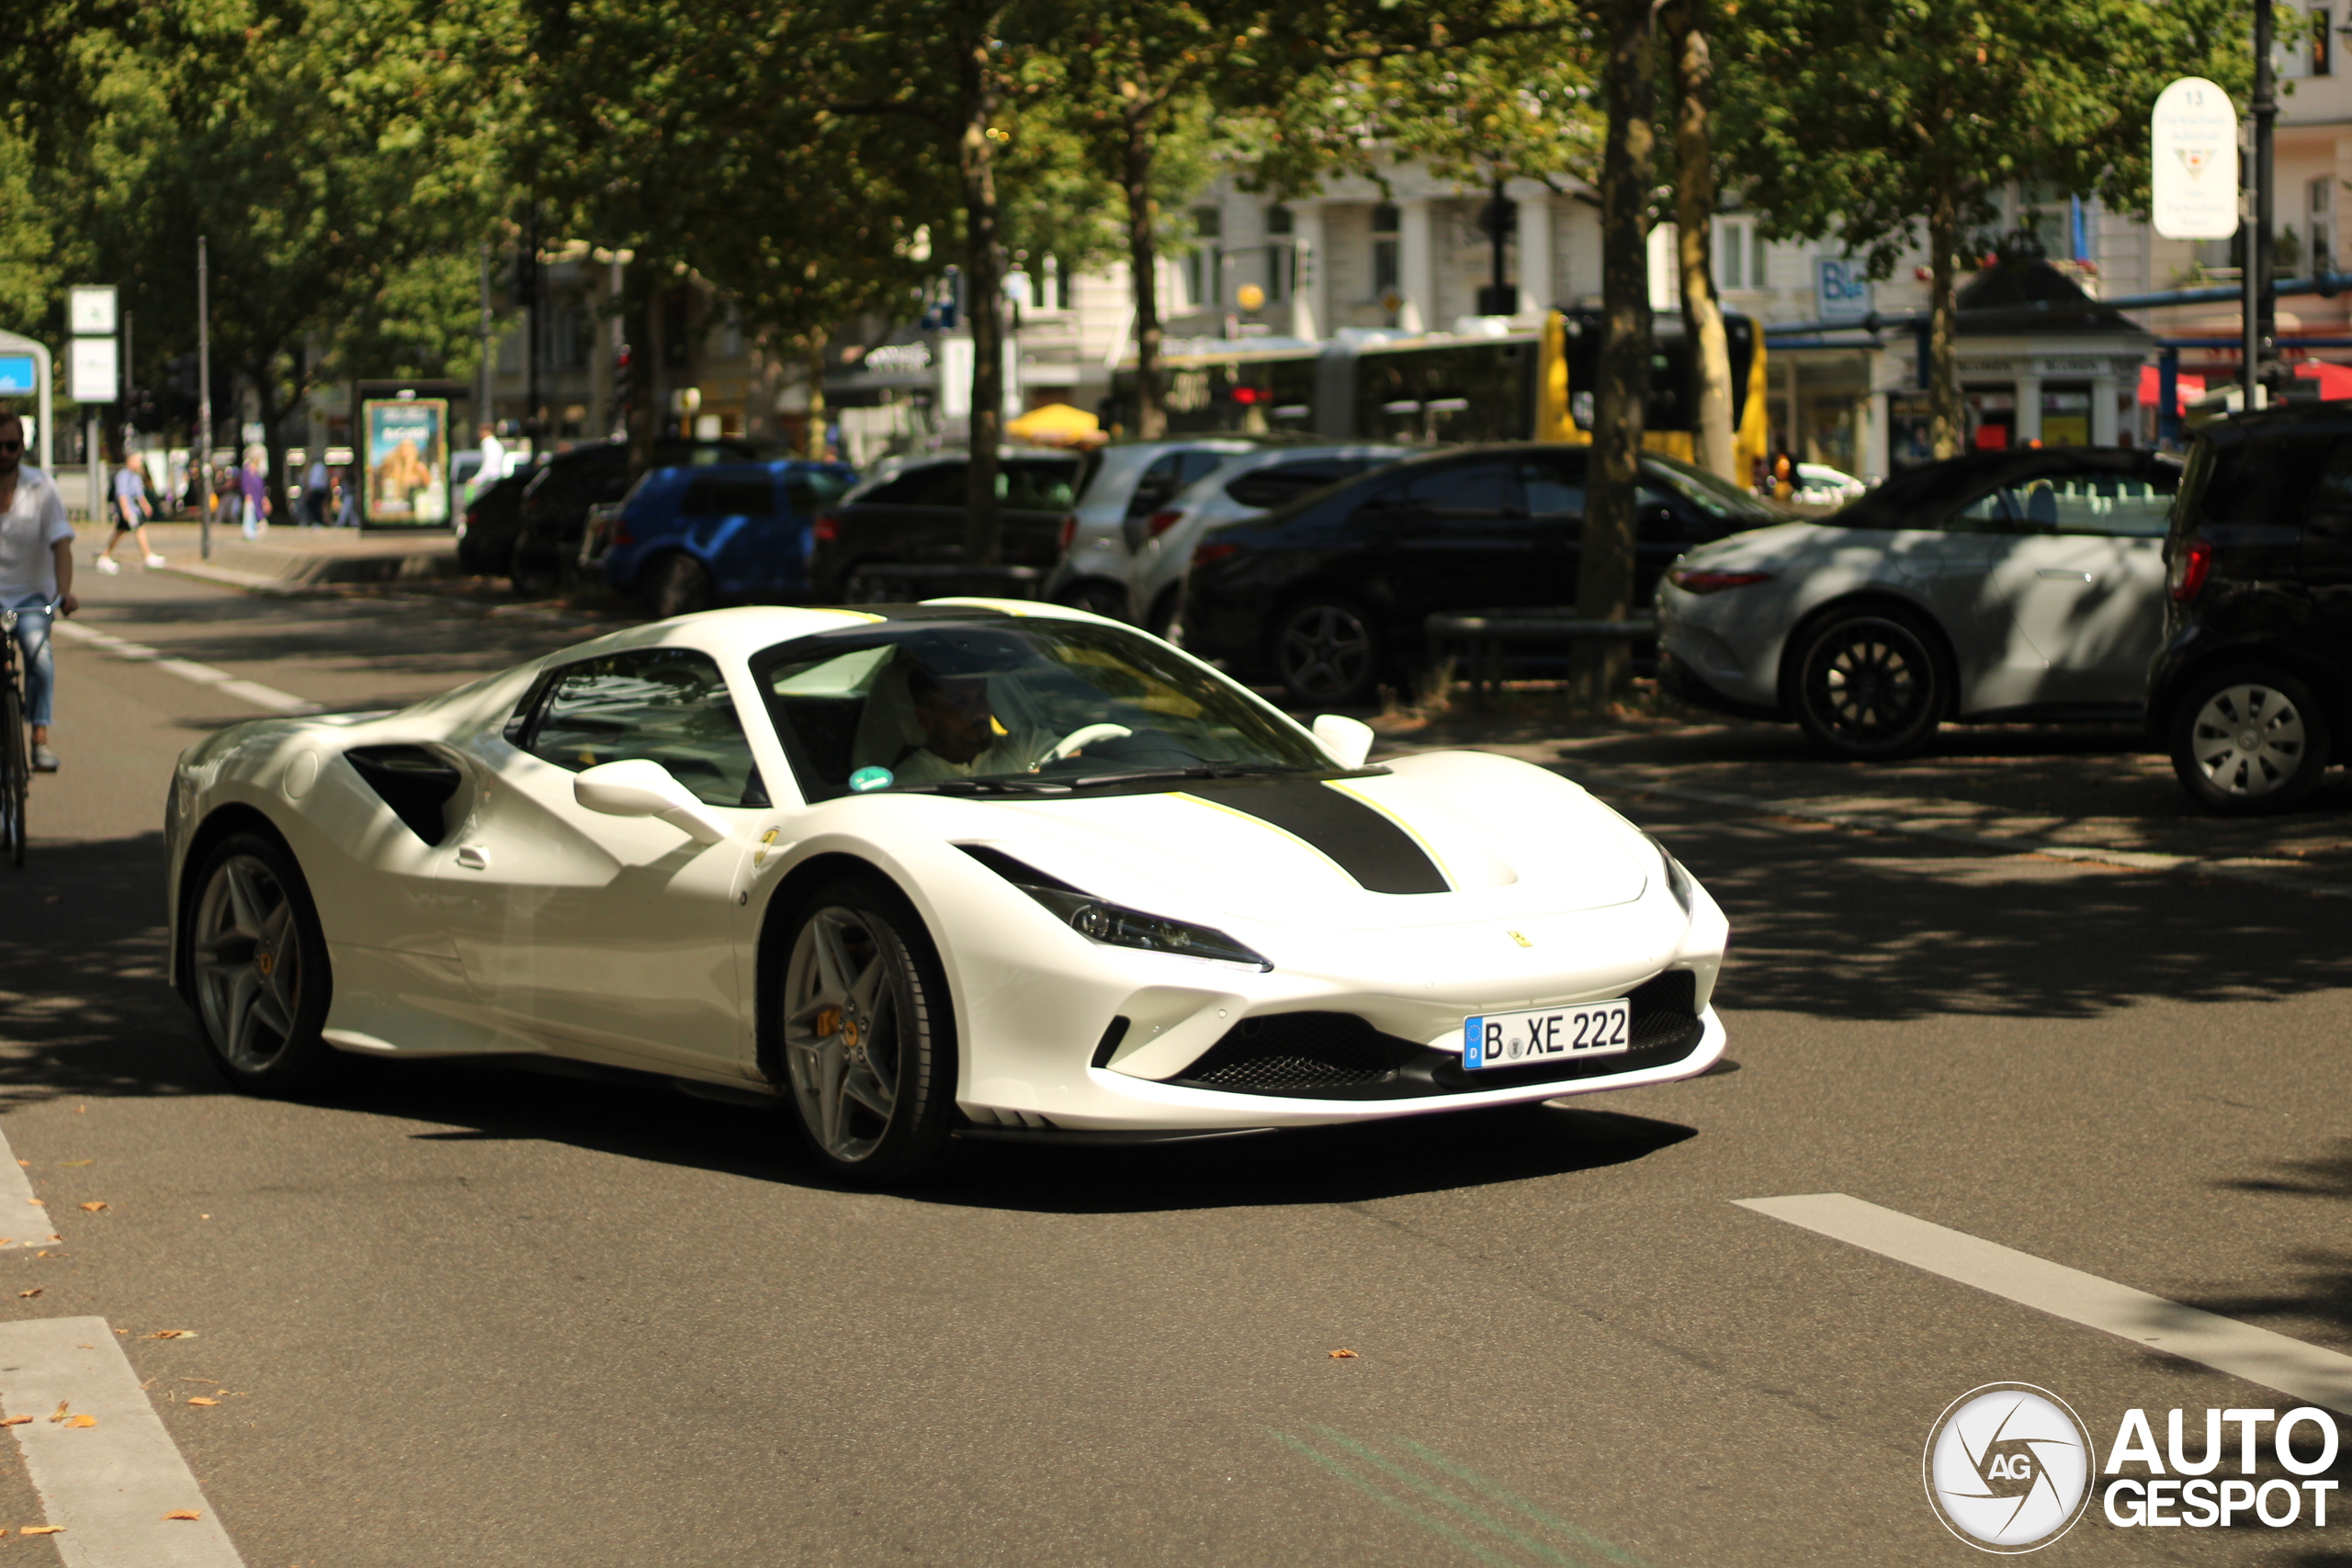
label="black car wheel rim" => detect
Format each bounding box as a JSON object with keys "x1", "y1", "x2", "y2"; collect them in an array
[
  {"x1": 1280, "y1": 605, "x2": 1374, "y2": 700},
  {"x1": 1805, "y1": 618, "x2": 1930, "y2": 741}
]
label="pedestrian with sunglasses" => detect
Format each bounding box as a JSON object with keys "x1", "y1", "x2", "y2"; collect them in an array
[{"x1": 0, "y1": 411, "x2": 74, "y2": 773}]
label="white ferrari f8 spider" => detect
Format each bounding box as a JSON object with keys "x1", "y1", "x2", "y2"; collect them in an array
[{"x1": 166, "y1": 602, "x2": 1729, "y2": 1179}]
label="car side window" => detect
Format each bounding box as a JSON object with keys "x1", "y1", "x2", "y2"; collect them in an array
[
  {"x1": 522, "y1": 648, "x2": 767, "y2": 808},
  {"x1": 681, "y1": 474, "x2": 779, "y2": 517},
  {"x1": 1521, "y1": 462, "x2": 1585, "y2": 518},
  {"x1": 1004, "y1": 463, "x2": 1078, "y2": 511},
  {"x1": 785, "y1": 469, "x2": 853, "y2": 517},
  {"x1": 1126, "y1": 453, "x2": 1188, "y2": 517},
  {"x1": 1942, "y1": 486, "x2": 2021, "y2": 535},
  {"x1": 865, "y1": 464, "x2": 966, "y2": 506},
  {"x1": 1226, "y1": 460, "x2": 1367, "y2": 510},
  {"x1": 1947, "y1": 470, "x2": 2180, "y2": 538},
  {"x1": 1405, "y1": 462, "x2": 1520, "y2": 517}
]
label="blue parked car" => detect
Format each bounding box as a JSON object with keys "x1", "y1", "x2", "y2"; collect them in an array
[{"x1": 590, "y1": 459, "x2": 858, "y2": 617}]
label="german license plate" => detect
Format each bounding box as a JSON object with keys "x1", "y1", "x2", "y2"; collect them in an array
[{"x1": 1463, "y1": 999, "x2": 1632, "y2": 1069}]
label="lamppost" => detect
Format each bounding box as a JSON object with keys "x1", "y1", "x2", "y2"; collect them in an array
[{"x1": 2245, "y1": 0, "x2": 2277, "y2": 408}]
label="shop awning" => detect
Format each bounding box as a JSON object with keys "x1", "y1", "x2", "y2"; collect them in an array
[
  {"x1": 2136, "y1": 365, "x2": 2206, "y2": 410},
  {"x1": 1006, "y1": 402, "x2": 1101, "y2": 446},
  {"x1": 2294, "y1": 360, "x2": 2352, "y2": 399}
]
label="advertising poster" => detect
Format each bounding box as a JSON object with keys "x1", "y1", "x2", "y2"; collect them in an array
[{"x1": 362, "y1": 398, "x2": 448, "y2": 528}]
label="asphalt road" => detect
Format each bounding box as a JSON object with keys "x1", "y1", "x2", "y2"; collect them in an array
[{"x1": 1, "y1": 563, "x2": 2347, "y2": 1567}]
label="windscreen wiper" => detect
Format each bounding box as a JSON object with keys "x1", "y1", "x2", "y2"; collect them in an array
[
  {"x1": 894, "y1": 777, "x2": 1075, "y2": 795},
  {"x1": 1063, "y1": 762, "x2": 1369, "y2": 789}
]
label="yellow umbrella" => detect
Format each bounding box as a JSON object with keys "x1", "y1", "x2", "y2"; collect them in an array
[{"x1": 1006, "y1": 402, "x2": 1101, "y2": 446}]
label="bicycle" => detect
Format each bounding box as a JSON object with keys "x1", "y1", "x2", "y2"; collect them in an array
[{"x1": 0, "y1": 598, "x2": 57, "y2": 869}]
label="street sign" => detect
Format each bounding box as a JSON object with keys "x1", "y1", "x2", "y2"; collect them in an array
[
  {"x1": 68, "y1": 285, "x2": 118, "y2": 337},
  {"x1": 2152, "y1": 77, "x2": 2239, "y2": 239},
  {"x1": 68, "y1": 337, "x2": 118, "y2": 403},
  {"x1": 1815, "y1": 257, "x2": 1872, "y2": 321}
]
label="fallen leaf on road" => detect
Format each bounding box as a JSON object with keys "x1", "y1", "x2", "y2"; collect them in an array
[
  {"x1": 163, "y1": 1511, "x2": 200, "y2": 1521},
  {"x1": 65, "y1": 1416, "x2": 96, "y2": 1429},
  {"x1": 25, "y1": 1201, "x2": 42, "y2": 1208},
  {"x1": 1329, "y1": 1349, "x2": 1360, "y2": 1359},
  {"x1": 77, "y1": 1202, "x2": 106, "y2": 1213},
  {"x1": 185, "y1": 1398, "x2": 218, "y2": 1407},
  {"x1": 142, "y1": 1331, "x2": 196, "y2": 1340},
  {"x1": 45, "y1": 1403, "x2": 67, "y2": 1423},
  {"x1": 20, "y1": 1525, "x2": 62, "y2": 1535},
  {"x1": 15, "y1": 1289, "x2": 38, "y2": 1299},
  {"x1": 0, "y1": 1416, "x2": 28, "y2": 1427},
  {"x1": 33, "y1": 1250, "x2": 62, "y2": 1258}
]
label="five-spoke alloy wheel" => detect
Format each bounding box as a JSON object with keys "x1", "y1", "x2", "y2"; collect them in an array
[
  {"x1": 186, "y1": 832, "x2": 335, "y2": 1091},
  {"x1": 1792, "y1": 609, "x2": 1947, "y2": 760},
  {"x1": 778, "y1": 878, "x2": 955, "y2": 1180},
  {"x1": 2168, "y1": 665, "x2": 2333, "y2": 815},
  {"x1": 1274, "y1": 598, "x2": 1382, "y2": 708}
]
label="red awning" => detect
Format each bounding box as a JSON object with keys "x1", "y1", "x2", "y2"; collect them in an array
[
  {"x1": 2137, "y1": 365, "x2": 2207, "y2": 410},
  {"x1": 2293, "y1": 360, "x2": 2352, "y2": 399}
]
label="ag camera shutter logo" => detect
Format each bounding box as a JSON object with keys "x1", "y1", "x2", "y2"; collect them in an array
[{"x1": 1924, "y1": 1383, "x2": 2093, "y2": 1552}]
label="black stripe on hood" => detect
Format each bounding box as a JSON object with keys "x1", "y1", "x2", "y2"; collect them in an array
[{"x1": 1188, "y1": 778, "x2": 1449, "y2": 895}]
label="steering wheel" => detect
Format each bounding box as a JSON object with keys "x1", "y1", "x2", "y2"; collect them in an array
[{"x1": 1044, "y1": 723, "x2": 1134, "y2": 763}]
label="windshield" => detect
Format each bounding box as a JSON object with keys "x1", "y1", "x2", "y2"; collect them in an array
[
  {"x1": 1641, "y1": 451, "x2": 1786, "y2": 522},
  {"x1": 751, "y1": 620, "x2": 1335, "y2": 800}
]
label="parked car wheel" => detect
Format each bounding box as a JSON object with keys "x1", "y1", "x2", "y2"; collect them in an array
[
  {"x1": 775, "y1": 876, "x2": 956, "y2": 1182},
  {"x1": 1054, "y1": 579, "x2": 1129, "y2": 621},
  {"x1": 2167, "y1": 665, "x2": 2334, "y2": 815},
  {"x1": 644, "y1": 552, "x2": 717, "y2": 620},
  {"x1": 1273, "y1": 597, "x2": 1384, "y2": 708},
  {"x1": 1791, "y1": 607, "x2": 1948, "y2": 760},
  {"x1": 184, "y1": 831, "x2": 338, "y2": 1094}
]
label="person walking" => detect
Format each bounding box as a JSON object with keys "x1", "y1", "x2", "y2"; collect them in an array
[
  {"x1": 213, "y1": 462, "x2": 242, "y2": 533},
  {"x1": 238, "y1": 449, "x2": 270, "y2": 540},
  {"x1": 475, "y1": 422, "x2": 507, "y2": 498},
  {"x1": 303, "y1": 454, "x2": 330, "y2": 525},
  {"x1": 0, "y1": 410, "x2": 76, "y2": 773},
  {"x1": 94, "y1": 450, "x2": 166, "y2": 575}
]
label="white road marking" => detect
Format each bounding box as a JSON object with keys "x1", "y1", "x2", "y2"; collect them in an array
[
  {"x1": 1737, "y1": 1193, "x2": 2352, "y2": 1415},
  {"x1": 0, "y1": 1317, "x2": 244, "y2": 1565},
  {"x1": 50, "y1": 621, "x2": 319, "y2": 715},
  {"x1": 0, "y1": 1124, "x2": 62, "y2": 1251},
  {"x1": 1563, "y1": 767, "x2": 2352, "y2": 899}
]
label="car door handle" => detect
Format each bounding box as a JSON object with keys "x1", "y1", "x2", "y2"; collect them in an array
[
  {"x1": 2034, "y1": 569, "x2": 2095, "y2": 582},
  {"x1": 456, "y1": 845, "x2": 490, "y2": 870}
]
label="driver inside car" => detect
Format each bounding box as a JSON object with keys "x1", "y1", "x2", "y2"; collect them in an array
[{"x1": 894, "y1": 663, "x2": 1060, "y2": 784}]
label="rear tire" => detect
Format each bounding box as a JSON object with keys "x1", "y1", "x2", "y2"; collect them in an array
[
  {"x1": 644, "y1": 552, "x2": 718, "y2": 619},
  {"x1": 183, "y1": 831, "x2": 338, "y2": 1093},
  {"x1": 774, "y1": 876, "x2": 956, "y2": 1183},
  {"x1": 2168, "y1": 664, "x2": 2334, "y2": 815},
  {"x1": 1, "y1": 683, "x2": 24, "y2": 868},
  {"x1": 1791, "y1": 606, "x2": 1949, "y2": 760},
  {"x1": 1272, "y1": 597, "x2": 1384, "y2": 708}
]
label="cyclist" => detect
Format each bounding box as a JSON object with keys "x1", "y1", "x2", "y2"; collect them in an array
[{"x1": 0, "y1": 410, "x2": 76, "y2": 773}]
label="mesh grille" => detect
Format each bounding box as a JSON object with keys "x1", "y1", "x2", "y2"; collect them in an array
[{"x1": 1179, "y1": 1013, "x2": 1408, "y2": 1092}]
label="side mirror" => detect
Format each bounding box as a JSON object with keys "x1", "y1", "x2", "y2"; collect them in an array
[
  {"x1": 573, "y1": 759, "x2": 732, "y2": 846},
  {"x1": 1312, "y1": 714, "x2": 1375, "y2": 770}
]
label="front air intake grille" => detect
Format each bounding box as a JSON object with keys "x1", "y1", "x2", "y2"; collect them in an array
[
  {"x1": 1176, "y1": 1013, "x2": 1414, "y2": 1093},
  {"x1": 1167, "y1": 970, "x2": 1708, "y2": 1101}
]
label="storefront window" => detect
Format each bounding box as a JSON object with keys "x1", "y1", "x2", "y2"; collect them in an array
[
  {"x1": 1967, "y1": 389, "x2": 2016, "y2": 452},
  {"x1": 2041, "y1": 386, "x2": 2092, "y2": 446}
]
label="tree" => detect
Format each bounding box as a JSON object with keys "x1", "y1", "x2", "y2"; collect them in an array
[
  {"x1": 1577, "y1": 0, "x2": 1658, "y2": 712},
  {"x1": 1665, "y1": 0, "x2": 1734, "y2": 481},
  {"x1": 1720, "y1": 0, "x2": 2253, "y2": 459}
]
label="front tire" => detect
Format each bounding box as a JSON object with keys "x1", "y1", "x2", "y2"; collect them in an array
[
  {"x1": 1792, "y1": 607, "x2": 1948, "y2": 760},
  {"x1": 184, "y1": 831, "x2": 337, "y2": 1093},
  {"x1": 2, "y1": 682, "x2": 25, "y2": 868},
  {"x1": 644, "y1": 552, "x2": 717, "y2": 619},
  {"x1": 1273, "y1": 597, "x2": 1384, "y2": 708},
  {"x1": 2168, "y1": 665, "x2": 2334, "y2": 815},
  {"x1": 775, "y1": 876, "x2": 956, "y2": 1182}
]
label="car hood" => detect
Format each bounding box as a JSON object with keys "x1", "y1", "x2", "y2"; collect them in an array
[
  {"x1": 1677, "y1": 520, "x2": 1835, "y2": 570},
  {"x1": 941, "y1": 750, "x2": 1654, "y2": 932}
]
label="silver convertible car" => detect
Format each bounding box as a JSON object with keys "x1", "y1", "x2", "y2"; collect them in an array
[{"x1": 1657, "y1": 449, "x2": 2180, "y2": 757}]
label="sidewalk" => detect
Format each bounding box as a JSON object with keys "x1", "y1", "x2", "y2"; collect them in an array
[{"x1": 107, "y1": 521, "x2": 458, "y2": 594}]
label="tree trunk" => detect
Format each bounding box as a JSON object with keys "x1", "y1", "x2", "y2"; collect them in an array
[
  {"x1": 1577, "y1": 0, "x2": 1658, "y2": 714},
  {"x1": 958, "y1": 21, "x2": 1005, "y2": 569},
  {"x1": 1667, "y1": 0, "x2": 1735, "y2": 482},
  {"x1": 1123, "y1": 85, "x2": 1167, "y2": 440},
  {"x1": 1928, "y1": 187, "x2": 1961, "y2": 459},
  {"x1": 628, "y1": 273, "x2": 658, "y2": 470}
]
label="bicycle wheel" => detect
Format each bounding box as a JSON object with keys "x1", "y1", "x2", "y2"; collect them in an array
[{"x1": 1, "y1": 682, "x2": 25, "y2": 868}]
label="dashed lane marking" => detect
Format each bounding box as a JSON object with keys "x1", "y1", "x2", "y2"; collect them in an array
[
  {"x1": 0, "y1": 1316, "x2": 245, "y2": 1565},
  {"x1": 0, "y1": 1124, "x2": 62, "y2": 1251},
  {"x1": 1736, "y1": 1193, "x2": 2352, "y2": 1416},
  {"x1": 49, "y1": 622, "x2": 319, "y2": 715},
  {"x1": 1558, "y1": 767, "x2": 2352, "y2": 899}
]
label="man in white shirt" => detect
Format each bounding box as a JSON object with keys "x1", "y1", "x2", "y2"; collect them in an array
[
  {"x1": 475, "y1": 423, "x2": 507, "y2": 494},
  {"x1": 0, "y1": 411, "x2": 78, "y2": 773}
]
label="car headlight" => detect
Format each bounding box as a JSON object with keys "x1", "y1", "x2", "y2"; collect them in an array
[
  {"x1": 1645, "y1": 833, "x2": 1695, "y2": 915},
  {"x1": 1014, "y1": 882, "x2": 1272, "y2": 971}
]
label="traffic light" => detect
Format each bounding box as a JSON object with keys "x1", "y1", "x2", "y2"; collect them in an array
[{"x1": 612, "y1": 343, "x2": 633, "y2": 419}]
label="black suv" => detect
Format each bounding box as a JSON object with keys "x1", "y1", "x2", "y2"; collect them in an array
[
  {"x1": 808, "y1": 451, "x2": 1081, "y2": 601},
  {"x1": 509, "y1": 437, "x2": 760, "y2": 593},
  {"x1": 1181, "y1": 443, "x2": 1782, "y2": 706},
  {"x1": 2150, "y1": 403, "x2": 2352, "y2": 813}
]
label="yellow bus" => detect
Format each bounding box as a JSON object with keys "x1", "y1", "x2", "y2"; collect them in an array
[{"x1": 1104, "y1": 309, "x2": 1769, "y2": 481}]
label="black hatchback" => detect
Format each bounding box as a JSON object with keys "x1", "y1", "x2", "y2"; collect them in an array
[
  {"x1": 1180, "y1": 443, "x2": 1784, "y2": 706},
  {"x1": 2150, "y1": 404, "x2": 2352, "y2": 813}
]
